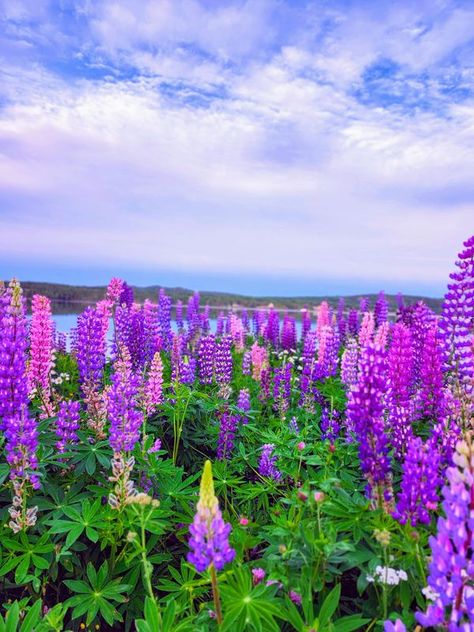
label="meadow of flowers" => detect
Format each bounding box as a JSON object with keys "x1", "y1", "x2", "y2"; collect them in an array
[{"x1": 0, "y1": 235, "x2": 473, "y2": 631}]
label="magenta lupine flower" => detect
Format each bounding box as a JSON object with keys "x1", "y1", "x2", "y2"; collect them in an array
[
  {"x1": 76, "y1": 306, "x2": 107, "y2": 390},
  {"x1": 258, "y1": 444, "x2": 282, "y2": 481},
  {"x1": 242, "y1": 350, "x2": 251, "y2": 376},
  {"x1": 358, "y1": 312, "x2": 375, "y2": 348},
  {"x1": 170, "y1": 333, "x2": 183, "y2": 382},
  {"x1": 439, "y1": 235, "x2": 474, "y2": 394},
  {"x1": 341, "y1": 337, "x2": 359, "y2": 388},
  {"x1": 281, "y1": 314, "x2": 297, "y2": 351},
  {"x1": 237, "y1": 388, "x2": 251, "y2": 424},
  {"x1": 119, "y1": 282, "x2": 134, "y2": 308},
  {"x1": 316, "y1": 325, "x2": 339, "y2": 379},
  {"x1": 359, "y1": 297, "x2": 370, "y2": 312},
  {"x1": 316, "y1": 301, "x2": 330, "y2": 335},
  {"x1": 158, "y1": 289, "x2": 172, "y2": 351},
  {"x1": 198, "y1": 334, "x2": 216, "y2": 384},
  {"x1": 106, "y1": 278, "x2": 124, "y2": 303},
  {"x1": 374, "y1": 291, "x2": 389, "y2": 327},
  {"x1": 273, "y1": 363, "x2": 291, "y2": 417},
  {"x1": 289, "y1": 591, "x2": 302, "y2": 606},
  {"x1": 215, "y1": 335, "x2": 233, "y2": 386},
  {"x1": 216, "y1": 410, "x2": 239, "y2": 460},
  {"x1": 417, "y1": 324, "x2": 445, "y2": 420},
  {"x1": 374, "y1": 321, "x2": 390, "y2": 350},
  {"x1": 108, "y1": 347, "x2": 144, "y2": 453},
  {"x1": 143, "y1": 352, "x2": 164, "y2": 415},
  {"x1": 28, "y1": 294, "x2": 54, "y2": 404},
  {"x1": 56, "y1": 400, "x2": 81, "y2": 453},
  {"x1": 252, "y1": 568, "x2": 266, "y2": 585},
  {"x1": 386, "y1": 323, "x2": 414, "y2": 457},
  {"x1": 229, "y1": 314, "x2": 245, "y2": 350},
  {"x1": 393, "y1": 436, "x2": 441, "y2": 527},
  {"x1": 187, "y1": 460, "x2": 235, "y2": 573},
  {"x1": 346, "y1": 344, "x2": 392, "y2": 506},
  {"x1": 416, "y1": 438, "x2": 474, "y2": 629},
  {"x1": 398, "y1": 301, "x2": 436, "y2": 384},
  {"x1": 0, "y1": 280, "x2": 29, "y2": 432},
  {"x1": 250, "y1": 342, "x2": 268, "y2": 381}
]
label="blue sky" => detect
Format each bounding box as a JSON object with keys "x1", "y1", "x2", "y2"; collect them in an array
[{"x1": 0, "y1": 0, "x2": 473, "y2": 297}]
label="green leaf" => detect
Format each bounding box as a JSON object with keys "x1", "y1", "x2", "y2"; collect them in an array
[
  {"x1": 318, "y1": 584, "x2": 341, "y2": 629},
  {"x1": 20, "y1": 601, "x2": 42, "y2": 632},
  {"x1": 5, "y1": 602, "x2": 20, "y2": 632},
  {"x1": 333, "y1": 615, "x2": 371, "y2": 632},
  {"x1": 65, "y1": 524, "x2": 84, "y2": 549},
  {"x1": 14, "y1": 556, "x2": 30, "y2": 584}
]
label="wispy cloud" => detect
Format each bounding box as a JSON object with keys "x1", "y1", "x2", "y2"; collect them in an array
[{"x1": 0, "y1": 0, "x2": 473, "y2": 294}]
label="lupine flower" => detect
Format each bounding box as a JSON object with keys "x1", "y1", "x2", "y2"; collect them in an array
[
  {"x1": 215, "y1": 335, "x2": 233, "y2": 386},
  {"x1": 187, "y1": 460, "x2": 235, "y2": 573},
  {"x1": 198, "y1": 335, "x2": 216, "y2": 384},
  {"x1": 281, "y1": 314, "x2": 297, "y2": 351},
  {"x1": 289, "y1": 591, "x2": 302, "y2": 606},
  {"x1": 143, "y1": 299, "x2": 159, "y2": 363},
  {"x1": 273, "y1": 363, "x2": 291, "y2": 417},
  {"x1": 416, "y1": 437, "x2": 474, "y2": 629},
  {"x1": 301, "y1": 307, "x2": 311, "y2": 339},
  {"x1": 0, "y1": 280, "x2": 29, "y2": 431},
  {"x1": 386, "y1": 323, "x2": 414, "y2": 457},
  {"x1": 374, "y1": 291, "x2": 389, "y2": 327},
  {"x1": 316, "y1": 301, "x2": 330, "y2": 335},
  {"x1": 119, "y1": 282, "x2": 134, "y2": 308},
  {"x1": 242, "y1": 350, "x2": 251, "y2": 375},
  {"x1": 393, "y1": 436, "x2": 441, "y2": 526},
  {"x1": 417, "y1": 324, "x2": 445, "y2": 421},
  {"x1": 316, "y1": 324, "x2": 339, "y2": 379},
  {"x1": 216, "y1": 311, "x2": 225, "y2": 336},
  {"x1": 358, "y1": 311, "x2": 375, "y2": 348},
  {"x1": 252, "y1": 568, "x2": 266, "y2": 585},
  {"x1": 217, "y1": 410, "x2": 239, "y2": 460},
  {"x1": 374, "y1": 321, "x2": 390, "y2": 349},
  {"x1": 258, "y1": 444, "x2": 282, "y2": 481},
  {"x1": 108, "y1": 347, "x2": 143, "y2": 453},
  {"x1": 158, "y1": 289, "x2": 172, "y2": 351},
  {"x1": 359, "y1": 297, "x2": 370, "y2": 312},
  {"x1": 251, "y1": 342, "x2": 268, "y2": 381},
  {"x1": 289, "y1": 416, "x2": 300, "y2": 433},
  {"x1": 56, "y1": 400, "x2": 81, "y2": 453},
  {"x1": 28, "y1": 294, "x2": 54, "y2": 409},
  {"x1": 143, "y1": 352, "x2": 164, "y2": 414},
  {"x1": 265, "y1": 308, "x2": 280, "y2": 349},
  {"x1": 347, "y1": 309, "x2": 359, "y2": 335},
  {"x1": 398, "y1": 301, "x2": 436, "y2": 384},
  {"x1": 299, "y1": 331, "x2": 317, "y2": 409},
  {"x1": 346, "y1": 343, "x2": 392, "y2": 507},
  {"x1": 320, "y1": 406, "x2": 340, "y2": 441},
  {"x1": 229, "y1": 314, "x2": 245, "y2": 350},
  {"x1": 76, "y1": 306, "x2": 107, "y2": 390},
  {"x1": 107, "y1": 278, "x2": 124, "y2": 303},
  {"x1": 175, "y1": 300, "x2": 184, "y2": 331},
  {"x1": 253, "y1": 308, "x2": 267, "y2": 337},
  {"x1": 438, "y1": 234, "x2": 474, "y2": 395},
  {"x1": 148, "y1": 438, "x2": 162, "y2": 454},
  {"x1": 237, "y1": 388, "x2": 251, "y2": 424},
  {"x1": 336, "y1": 297, "x2": 346, "y2": 340},
  {"x1": 341, "y1": 337, "x2": 359, "y2": 387},
  {"x1": 383, "y1": 620, "x2": 406, "y2": 632}
]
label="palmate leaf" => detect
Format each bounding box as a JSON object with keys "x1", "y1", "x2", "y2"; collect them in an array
[{"x1": 47, "y1": 497, "x2": 108, "y2": 549}]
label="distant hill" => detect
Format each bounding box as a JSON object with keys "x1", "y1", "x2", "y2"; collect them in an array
[{"x1": 7, "y1": 280, "x2": 444, "y2": 314}]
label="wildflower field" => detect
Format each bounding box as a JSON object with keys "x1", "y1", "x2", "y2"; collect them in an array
[{"x1": 0, "y1": 235, "x2": 473, "y2": 632}]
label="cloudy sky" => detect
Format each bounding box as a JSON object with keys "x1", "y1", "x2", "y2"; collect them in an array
[{"x1": 0, "y1": 0, "x2": 473, "y2": 296}]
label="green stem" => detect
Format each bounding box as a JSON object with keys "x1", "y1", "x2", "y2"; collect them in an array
[{"x1": 210, "y1": 564, "x2": 223, "y2": 625}]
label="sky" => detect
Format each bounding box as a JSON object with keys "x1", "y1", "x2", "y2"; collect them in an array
[{"x1": 0, "y1": 0, "x2": 473, "y2": 297}]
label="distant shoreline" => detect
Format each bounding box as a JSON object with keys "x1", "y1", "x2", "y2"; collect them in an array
[{"x1": 9, "y1": 280, "x2": 444, "y2": 314}]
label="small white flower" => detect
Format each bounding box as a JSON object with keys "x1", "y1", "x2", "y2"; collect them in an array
[{"x1": 422, "y1": 586, "x2": 439, "y2": 601}]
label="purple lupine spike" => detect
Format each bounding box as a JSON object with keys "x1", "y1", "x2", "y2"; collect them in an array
[
  {"x1": 320, "y1": 406, "x2": 340, "y2": 441},
  {"x1": 346, "y1": 343, "x2": 392, "y2": 508},
  {"x1": 374, "y1": 291, "x2": 389, "y2": 327},
  {"x1": 316, "y1": 325, "x2": 339, "y2": 379},
  {"x1": 398, "y1": 301, "x2": 436, "y2": 384},
  {"x1": 393, "y1": 436, "x2": 441, "y2": 527},
  {"x1": 281, "y1": 314, "x2": 297, "y2": 351},
  {"x1": 216, "y1": 410, "x2": 239, "y2": 460},
  {"x1": 56, "y1": 332, "x2": 67, "y2": 354},
  {"x1": 289, "y1": 416, "x2": 300, "y2": 433},
  {"x1": 301, "y1": 306, "x2": 311, "y2": 340},
  {"x1": 439, "y1": 234, "x2": 474, "y2": 396},
  {"x1": 265, "y1": 308, "x2": 280, "y2": 349},
  {"x1": 108, "y1": 347, "x2": 144, "y2": 453},
  {"x1": 215, "y1": 335, "x2": 233, "y2": 386},
  {"x1": 347, "y1": 309, "x2": 359, "y2": 335},
  {"x1": 224, "y1": 312, "x2": 232, "y2": 335},
  {"x1": 170, "y1": 333, "x2": 182, "y2": 382},
  {"x1": 428, "y1": 389, "x2": 462, "y2": 468},
  {"x1": 386, "y1": 323, "x2": 414, "y2": 457},
  {"x1": 175, "y1": 300, "x2": 184, "y2": 331},
  {"x1": 143, "y1": 300, "x2": 159, "y2": 364},
  {"x1": 273, "y1": 363, "x2": 291, "y2": 417},
  {"x1": 216, "y1": 311, "x2": 225, "y2": 336},
  {"x1": 359, "y1": 297, "x2": 370, "y2": 313},
  {"x1": 396, "y1": 292, "x2": 405, "y2": 311},
  {"x1": 341, "y1": 337, "x2": 359, "y2": 388},
  {"x1": 417, "y1": 324, "x2": 445, "y2": 420},
  {"x1": 259, "y1": 366, "x2": 272, "y2": 403},
  {"x1": 336, "y1": 298, "x2": 347, "y2": 340},
  {"x1": 56, "y1": 400, "x2": 81, "y2": 453},
  {"x1": 253, "y1": 308, "x2": 267, "y2": 337},
  {"x1": 198, "y1": 334, "x2": 216, "y2": 385},
  {"x1": 187, "y1": 460, "x2": 235, "y2": 573},
  {"x1": 237, "y1": 388, "x2": 251, "y2": 424},
  {"x1": 299, "y1": 331, "x2": 317, "y2": 410},
  {"x1": 241, "y1": 309, "x2": 249, "y2": 332},
  {"x1": 76, "y1": 306, "x2": 107, "y2": 390},
  {"x1": 158, "y1": 289, "x2": 172, "y2": 351},
  {"x1": 242, "y1": 350, "x2": 251, "y2": 376},
  {"x1": 201, "y1": 306, "x2": 210, "y2": 333},
  {"x1": 0, "y1": 280, "x2": 29, "y2": 432},
  {"x1": 384, "y1": 621, "x2": 406, "y2": 632},
  {"x1": 258, "y1": 444, "x2": 282, "y2": 481},
  {"x1": 106, "y1": 278, "x2": 124, "y2": 304},
  {"x1": 180, "y1": 356, "x2": 196, "y2": 385},
  {"x1": 119, "y1": 282, "x2": 134, "y2": 308},
  {"x1": 416, "y1": 437, "x2": 474, "y2": 629}
]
